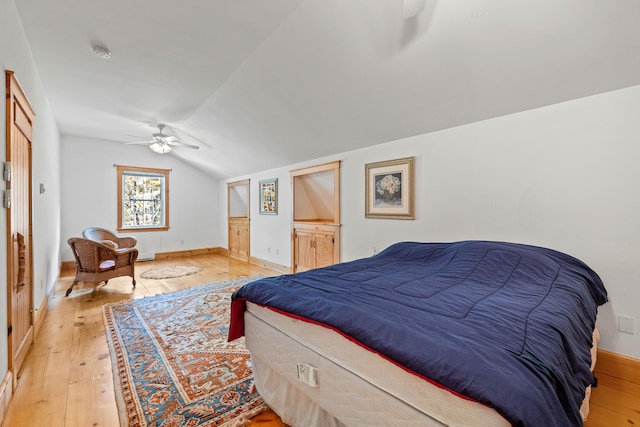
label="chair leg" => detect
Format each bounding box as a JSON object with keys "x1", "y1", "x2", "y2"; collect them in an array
[
  {"x1": 66, "y1": 280, "x2": 78, "y2": 296},
  {"x1": 132, "y1": 277, "x2": 136, "y2": 288}
]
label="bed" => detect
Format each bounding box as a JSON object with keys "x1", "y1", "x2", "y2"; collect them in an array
[{"x1": 228, "y1": 241, "x2": 607, "y2": 426}]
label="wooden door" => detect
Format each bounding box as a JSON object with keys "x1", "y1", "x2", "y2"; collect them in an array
[
  {"x1": 294, "y1": 229, "x2": 315, "y2": 272},
  {"x1": 228, "y1": 222, "x2": 240, "y2": 258},
  {"x1": 228, "y1": 218, "x2": 250, "y2": 261},
  {"x1": 5, "y1": 70, "x2": 35, "y2": 385},
  {"x1": 314, "y1": 232, "x2": 335, "y2": 269},
  {"x1": 236, "y1": 221, "x2": 249, "y2": 260}
]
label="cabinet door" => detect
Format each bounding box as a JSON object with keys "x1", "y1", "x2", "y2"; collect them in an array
[
  {"x1": 314, "y1": 232, "x2": 335, "y2": 269},
  {"x1": 228, "y1": 224, "x2": 240, "y2": 258},
  {"x1": 229, "y1": 220, "x2": 250, "y2": 261},
  {"x1": 295, "y1": 230, "x2": 316, "y2": 272},
  {"x1": 236, "y1": 224, "x2": 250, "y2": 260}
]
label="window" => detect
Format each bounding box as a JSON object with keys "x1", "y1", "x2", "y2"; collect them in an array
[{"x1": 117, "y1": 165, "x2": 170, "y2": 232}]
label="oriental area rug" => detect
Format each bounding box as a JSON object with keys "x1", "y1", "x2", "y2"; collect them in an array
[{"x1": 103, "y1": 276, "x2": 266, "y2": 427}]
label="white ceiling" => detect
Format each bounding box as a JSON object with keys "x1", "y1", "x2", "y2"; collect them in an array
[{"x1": 15, "y1": 0, "x2": 640, "y2": 179}]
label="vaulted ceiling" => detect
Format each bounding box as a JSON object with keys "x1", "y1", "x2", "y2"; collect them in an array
[{"x1": 15, "y1": 0, "x2": 640, "y2": 178}]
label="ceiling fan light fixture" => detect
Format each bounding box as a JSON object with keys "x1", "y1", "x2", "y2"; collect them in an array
[{"x1": 149, "y1": 142, "x2": 172, "y2": 154}]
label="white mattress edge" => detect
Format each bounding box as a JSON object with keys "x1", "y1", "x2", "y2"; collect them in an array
[{"x1": 246, "y1": 302, "x2": 510, "y2": 426}]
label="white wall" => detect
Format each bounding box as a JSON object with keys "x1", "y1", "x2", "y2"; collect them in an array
[
  {"x1": 229, "y1": 169, "x2": 295, "y2": 269},
  {"x1": 60, "y1": 136, "x2": 222, "y2": 261},
  {"x1": 1, "y1": 0, "x2": 62, "y2": 379},
  {"x1": 228, "y1": 85, "x2": 640, "y2": 359}
]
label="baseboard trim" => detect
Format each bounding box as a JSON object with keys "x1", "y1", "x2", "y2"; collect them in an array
[
  {"x1": 60, "y1": 260, "x2": 75, "y2": 272},
  {"x1": 249, "y1": 256, "x2": 289, "y2": 274},
  {"x1": 595, "y1": 349, "x2": 640, "y2": 385},
  {"x1": 32, "y1": 287, "x2": 50, "y2": 339},
  {"x1": 154, "y1": 247, "x2": 223, "y2": 260},
  {"x1": 0, "y1": 371, "x2": 13, "y2": 425},
  {"x1": 62, "y1": 247, "x2": 288, "y2": 273},
  {"x1": 60, "y1": 247, "x2": 226, "y2": 274}
]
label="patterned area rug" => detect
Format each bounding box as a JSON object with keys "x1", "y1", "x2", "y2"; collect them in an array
[
  {"x1": 103, "y1": 276, "x2": 266, "y2": 427},
  {"x1": 140, "y1": 264, "x2": 203, "y2": 279}
]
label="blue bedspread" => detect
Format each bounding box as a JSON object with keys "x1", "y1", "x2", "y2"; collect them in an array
[{"x1": 229, "y1": 241, "x2": 607, "y2": 426}]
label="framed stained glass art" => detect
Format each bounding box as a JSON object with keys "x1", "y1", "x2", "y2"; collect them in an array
[{"x1": 259, "y1": 178, "x2": 278, "y2": 215}]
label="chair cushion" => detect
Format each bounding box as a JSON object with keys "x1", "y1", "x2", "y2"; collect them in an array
[{"x1": 99, "y1": 260, "x2": 116, "y2": 271}]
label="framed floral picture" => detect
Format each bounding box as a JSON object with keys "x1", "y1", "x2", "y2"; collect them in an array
[
  {"x1": 259, "y1": 178, "x2": 278, "y2": 215},
  {"x1": 365, "y1": 157, "x2": 415, "y2": 219}
]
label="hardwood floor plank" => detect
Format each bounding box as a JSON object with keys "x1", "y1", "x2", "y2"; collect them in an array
[
  {"x1": 3, "y1": 350, "x2": 71, "y2": 426},
  {"x1": 584, "y1": 373, "x2": 640, "y2": 427},
  {"x1": 65, "y1": 367, "x2": 118, "y2": 427}
]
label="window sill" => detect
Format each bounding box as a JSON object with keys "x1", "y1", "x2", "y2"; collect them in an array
[{"x1": 117, "y1": 226, "x2": 169, "y2": 233}]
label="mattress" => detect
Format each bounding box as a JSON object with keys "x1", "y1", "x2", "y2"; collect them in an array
[
  {"x1": 245, "y1": 301, "x2": 509, "y2": 427},
  {"x1": 244, "y1": 302, "x2": 599, "y2": 427},
  {"x1": 231, "y1": 241, "x2": 607, "y2": 425}
]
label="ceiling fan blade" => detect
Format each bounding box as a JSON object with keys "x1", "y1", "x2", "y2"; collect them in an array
[
  {"x1": 166, "y1": 140, "x2": 199, "y2": 149},
  {"x1": 124, "y1": 124, "x2": 197, "y2": 150},
  {"x1": 125, "y1": 140, "x2": 154, "y2": 145}
]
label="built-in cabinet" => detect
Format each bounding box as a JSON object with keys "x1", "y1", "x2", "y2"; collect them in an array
[
  {"x1": 291, "y1": 161, "x2": 340, "y2": 273},
  {"x1": 227, "y1": 179, "x2": 250, "y2": 262},
  {"x1": 228, "y1": 217, "x2": 250, "y2": 260},
  {"x1": 293, "y1": 223, "x2": 340, "y2": 272}
]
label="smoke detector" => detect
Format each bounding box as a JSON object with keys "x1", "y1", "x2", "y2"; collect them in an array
[{"x1": 91, "y1": 43, "x2": 112, "y2": 59}]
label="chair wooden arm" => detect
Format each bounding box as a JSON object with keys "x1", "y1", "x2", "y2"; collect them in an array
[
  {"x1": 83, "y1": 227, "x2": 137, "y2": 248},
  {"x1": 104, "y1": 246, "x2": 139, "y2": 268}
]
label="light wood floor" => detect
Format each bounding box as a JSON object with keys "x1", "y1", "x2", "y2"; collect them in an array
[{"x1": 2, "y1": 253, "x2": 637, "y2": 426}]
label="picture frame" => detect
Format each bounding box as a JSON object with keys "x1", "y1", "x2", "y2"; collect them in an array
[
  {"x1": 259, "y1": 178, "x2": 278, "y2": 215},
  {"x1": 365, "y1": 156, "x2": 415, "y2": 220}
]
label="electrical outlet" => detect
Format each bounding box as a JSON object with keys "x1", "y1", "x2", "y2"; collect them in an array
[
  {"x1": 618, "y1": 315, "x2": 635, "y2": 335},
  {"x1": 275, "y1": 248, "x2": 279, "y2": 255},
  {"x1": 267, "y1": 247, "x2": 271, "y2": 253}
]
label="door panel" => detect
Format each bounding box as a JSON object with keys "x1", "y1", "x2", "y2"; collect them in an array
[
  {"x1": 236, "y1": 223, "x2": 249, "y2": 260},
  {"x1": 6, "y1": 70, "x2": 34, "y2": 384},
  {"x1": 294, "y1": 230, "x2": 315, "y2": 272},
  {"x1": 314, "y1": 233, "x2": 335, "y2": 269}
]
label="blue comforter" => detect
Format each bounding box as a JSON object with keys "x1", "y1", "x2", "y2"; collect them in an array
[{"x1": 229, "y1": 241, "x2": 607, "y2": 426}]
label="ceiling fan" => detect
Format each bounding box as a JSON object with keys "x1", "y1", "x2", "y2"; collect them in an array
[{"x1": 125, "y1": 124, "x2": 199, "y2": 154}]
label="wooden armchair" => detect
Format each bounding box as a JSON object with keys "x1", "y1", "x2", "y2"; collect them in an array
[
  {"x1": 66, "y1": 237, "x2": 138, "y2": 296},
  {"x1": 82, "y1": 227, "x2": 137, "y2": 249}
]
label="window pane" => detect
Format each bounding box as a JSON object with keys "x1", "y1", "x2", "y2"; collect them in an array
[{"x1": 122, "y1": 172, "x2": 164, "y2": 228}]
